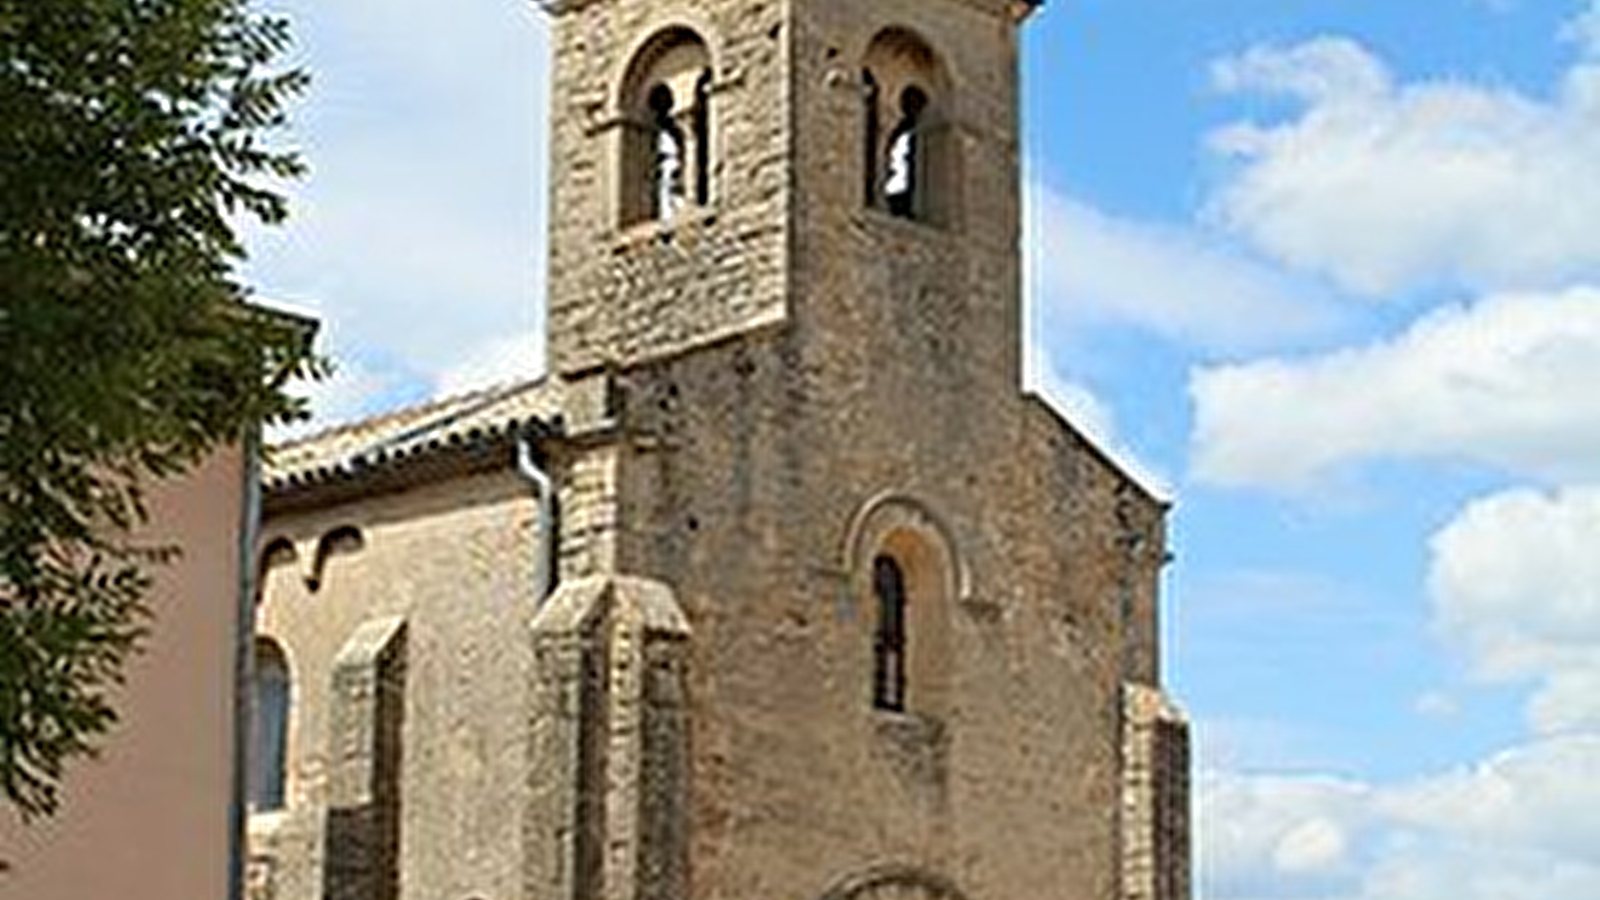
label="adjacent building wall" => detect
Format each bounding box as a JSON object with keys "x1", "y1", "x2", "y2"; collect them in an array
[{"x1": 0, "y1": 446, "x2": 249, "y2": 900}]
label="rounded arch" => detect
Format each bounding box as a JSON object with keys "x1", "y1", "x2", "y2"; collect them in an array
[
  {"x1": 254, "y1": 536, "x2": 298, "y2": 606},
  {"x1": 818, "y1": 864, "x2": 972, "y2": 900},
  {"x1": 616, "y1": 23, "x2": 718, "y2": 116},
  {"x1": 249, "y1": 636, "x2": 293, "y2": 812},
  {"x1": 859, "y1": 25, "x2": 951, "y2": 98},
  {"x1": 616, "y1": 24, "x2": 716, "y2": 224},
  {"x1": 307, "y1": 524, "x2": 364, "y2": 593},
  {"x1": 841, "y1": 492, "x2": 968, "y2": 603}
]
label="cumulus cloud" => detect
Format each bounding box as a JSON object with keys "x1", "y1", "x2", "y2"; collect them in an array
[
  {"x1": 1026, "y1": 185, "x2": 1341, "y2": 355},
  {"x1": 1202, "y1": 772, "x2": 1373, "y2": 899},
  {"x1": 241, "y1": 0, "x2": 551, "y2": 425},
  {"x1": 1207, "y1": 19, "x2": 1600, "y2": 296},
  {"x1": 1428, "y1": 485, "x2": 1600, "y2": 734},
  {"x1": 1191, "y1": 286, "x2": 1600, "y2": 489},
  {"x1": 1204, "y1": 735, "x2": 1600, "y2": 900}
]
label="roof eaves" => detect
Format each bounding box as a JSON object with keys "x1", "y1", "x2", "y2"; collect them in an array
[{"x1": 263, "y1": 380, "x2": 561, "y2": 496}]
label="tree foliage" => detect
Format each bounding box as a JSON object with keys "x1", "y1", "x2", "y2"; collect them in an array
[{"x1": 0, "y1": 0, "x2": 316, "y2": 820}]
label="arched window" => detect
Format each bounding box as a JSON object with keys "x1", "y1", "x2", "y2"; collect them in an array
[
  {"x1": 861, "y1": 28, "x2": 951, "y2": 224},
  {"x1": 250, "y1": 638, "x2": 290, "y2": 811},
  {"x1": 846, "y1": 494, "x2": 963, "y2": 719},
  {"x1": 872, "y1": 554, "x2": 908, "y2": 711},
  {"x1": 619, "y1": 28, "x2": 713, "y2": 226}
]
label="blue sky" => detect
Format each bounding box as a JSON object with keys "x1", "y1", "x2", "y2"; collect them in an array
[{"x1": 246, "y1": 1, "x2": 1600, "y2": 897}]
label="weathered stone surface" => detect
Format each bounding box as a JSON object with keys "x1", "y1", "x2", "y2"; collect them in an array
[{"x1": 248, "y1": 1, "x2": 1190, "y2": 898}]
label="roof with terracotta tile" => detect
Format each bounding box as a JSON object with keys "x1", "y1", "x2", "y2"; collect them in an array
[{"x1": 263, "y1": 378, "x2": 562, "y2": 493}]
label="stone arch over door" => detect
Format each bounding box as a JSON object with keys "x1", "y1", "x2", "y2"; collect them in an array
[{"x1": 819, "y1": 864, "x2": 973, "y2": 900}]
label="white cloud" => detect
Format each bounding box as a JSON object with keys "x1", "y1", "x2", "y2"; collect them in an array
[
  {"x1": 1201, "y1": 771, "x2": 1373, "y2": 899},
  {"x1": 1428, "y1": 485, "x2": 1600, "y2": 734},
  {"x1": 1204, "y1": 735, "x2": 1600, "y2": 900},
  {"x1": 241, "y1": 0, "x2": 551, "y2": 426},
  {"x1": 436, "y1": 331, "x2": 545, "y2": 396},
  {"x1": 1026, "y1": 185, "x2": 1340, "y2": 355},
  {"x1": 1207, "y1": 22, "x2": 1600, "y2": 296},
  {"x1": 1191, "y1": 286, "x2": 1600, "y2": 490},
  {"x1": 1412, "y1": 690, "x2": 1459, "y2": 721},
  {"x1": 1273, "y1": 815, "x2": 1350, "y2": 875},
  {"x1": 1380, "y1": 737, "x2": 1600, "y2": 859},
  {"x1": 1565, "y1": 0, "x2": 1600, "y2": 57},
  {"x1": 1212, "y1": 36, "x2": 1390, "y2": 104}
]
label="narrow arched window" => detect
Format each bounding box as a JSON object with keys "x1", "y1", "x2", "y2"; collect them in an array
[
  {"x1": 250, "y1": 638, "x2": 291, "y2": 811},
  {"x1": 884, "y1": 86, "x2": 927, "y2": 219},
  {"x1": 693, "y1": 69, "x2": 712, "y2": 205},
  {"x1": 862, "y1": 69, "x2": 880, "y2": 206},
  {"x1": 650, "y1": 84, "x2": 687, "y2": 220},
  {"x1": 872, "y1": 554, "x2": 908, "y2": 711}
]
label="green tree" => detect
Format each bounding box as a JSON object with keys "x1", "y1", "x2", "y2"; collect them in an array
[{"x1": 0, "y1": 0, "x2": 316, "y2": 820}]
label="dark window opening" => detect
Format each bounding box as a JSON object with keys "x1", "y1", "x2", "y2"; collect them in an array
[
  {"x1": 884, "y1": 86, "x2": 927, "y2": 219},
  {"x1": 862, "y1": 69, "x2": 880, "y2": 207},
  {"x1": 250, "y1": 640, "x2": 290, "y2": 811},
  {"x1": 650, "y1": 84, "x2": 686, "y2": 220},
  {"x1": 692, "y1": 69, "x2": 712, "y2": 205},
  {"x1": 873, "y1": 554, "x2": 907, "y2": 711}
]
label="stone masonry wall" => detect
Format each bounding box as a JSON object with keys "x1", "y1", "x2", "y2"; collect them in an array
[
  {"x1": 606, "y1": 323, "x2": 1166, "y2": 900},
  {"x1": 251, "y1": 471, "x2": 542, "y2": 900},
  {"x1": 550, "y1": 1, "x2": 1176, "y2": 897},
  {"x1": 545, "y1": 0, "x2": 791, "y2": 375}
]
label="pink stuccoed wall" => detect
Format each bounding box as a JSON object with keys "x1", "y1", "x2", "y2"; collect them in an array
[{"x1": 1, "y1": 446, "x2": 248, "y2": 899}]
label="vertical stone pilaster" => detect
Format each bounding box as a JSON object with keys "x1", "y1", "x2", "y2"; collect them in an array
[
  {"x1": 1121, "y1": 683, "x2": 1190, "y2": 900},
  {"x1": 636, "y1": 636, "x2": 689, "y2": 900},
  {"x1": 559, "y1": 439, "x2": 625, "y2": 583},
  {"x1": 323, "y1": 617, "x2": 407, "y2": 900},
  {"x1": 526, "y1": 576, "x2": 691, "y2": 900}
]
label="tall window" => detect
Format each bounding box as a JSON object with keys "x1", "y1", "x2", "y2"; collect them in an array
[
  {"x1": 873, "y1": 554, "x2": 908, "y2": 711},
  {"x1": 883, "y1": 86, "x2": 927, "y2": 218},
  {"x1": 250, "y1": 639, "x2": 290, "y2": 811}
]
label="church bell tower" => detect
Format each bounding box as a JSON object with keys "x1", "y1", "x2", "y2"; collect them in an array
[
  {"x1": 528, "y1": 2, "x2": 1188, "y2": 900},
  {"x1": 540, "y1": 0, "x2": 1037, "y2": 393}
]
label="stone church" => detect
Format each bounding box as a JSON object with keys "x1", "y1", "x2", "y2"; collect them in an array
[{"x1": 244, "y1": 1, "x2": 1190, "y2": 899}]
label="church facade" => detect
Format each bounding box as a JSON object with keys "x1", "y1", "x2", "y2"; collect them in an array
[{"x1": 245, "y1": 1, "x2": 1190, "y2": 899}]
